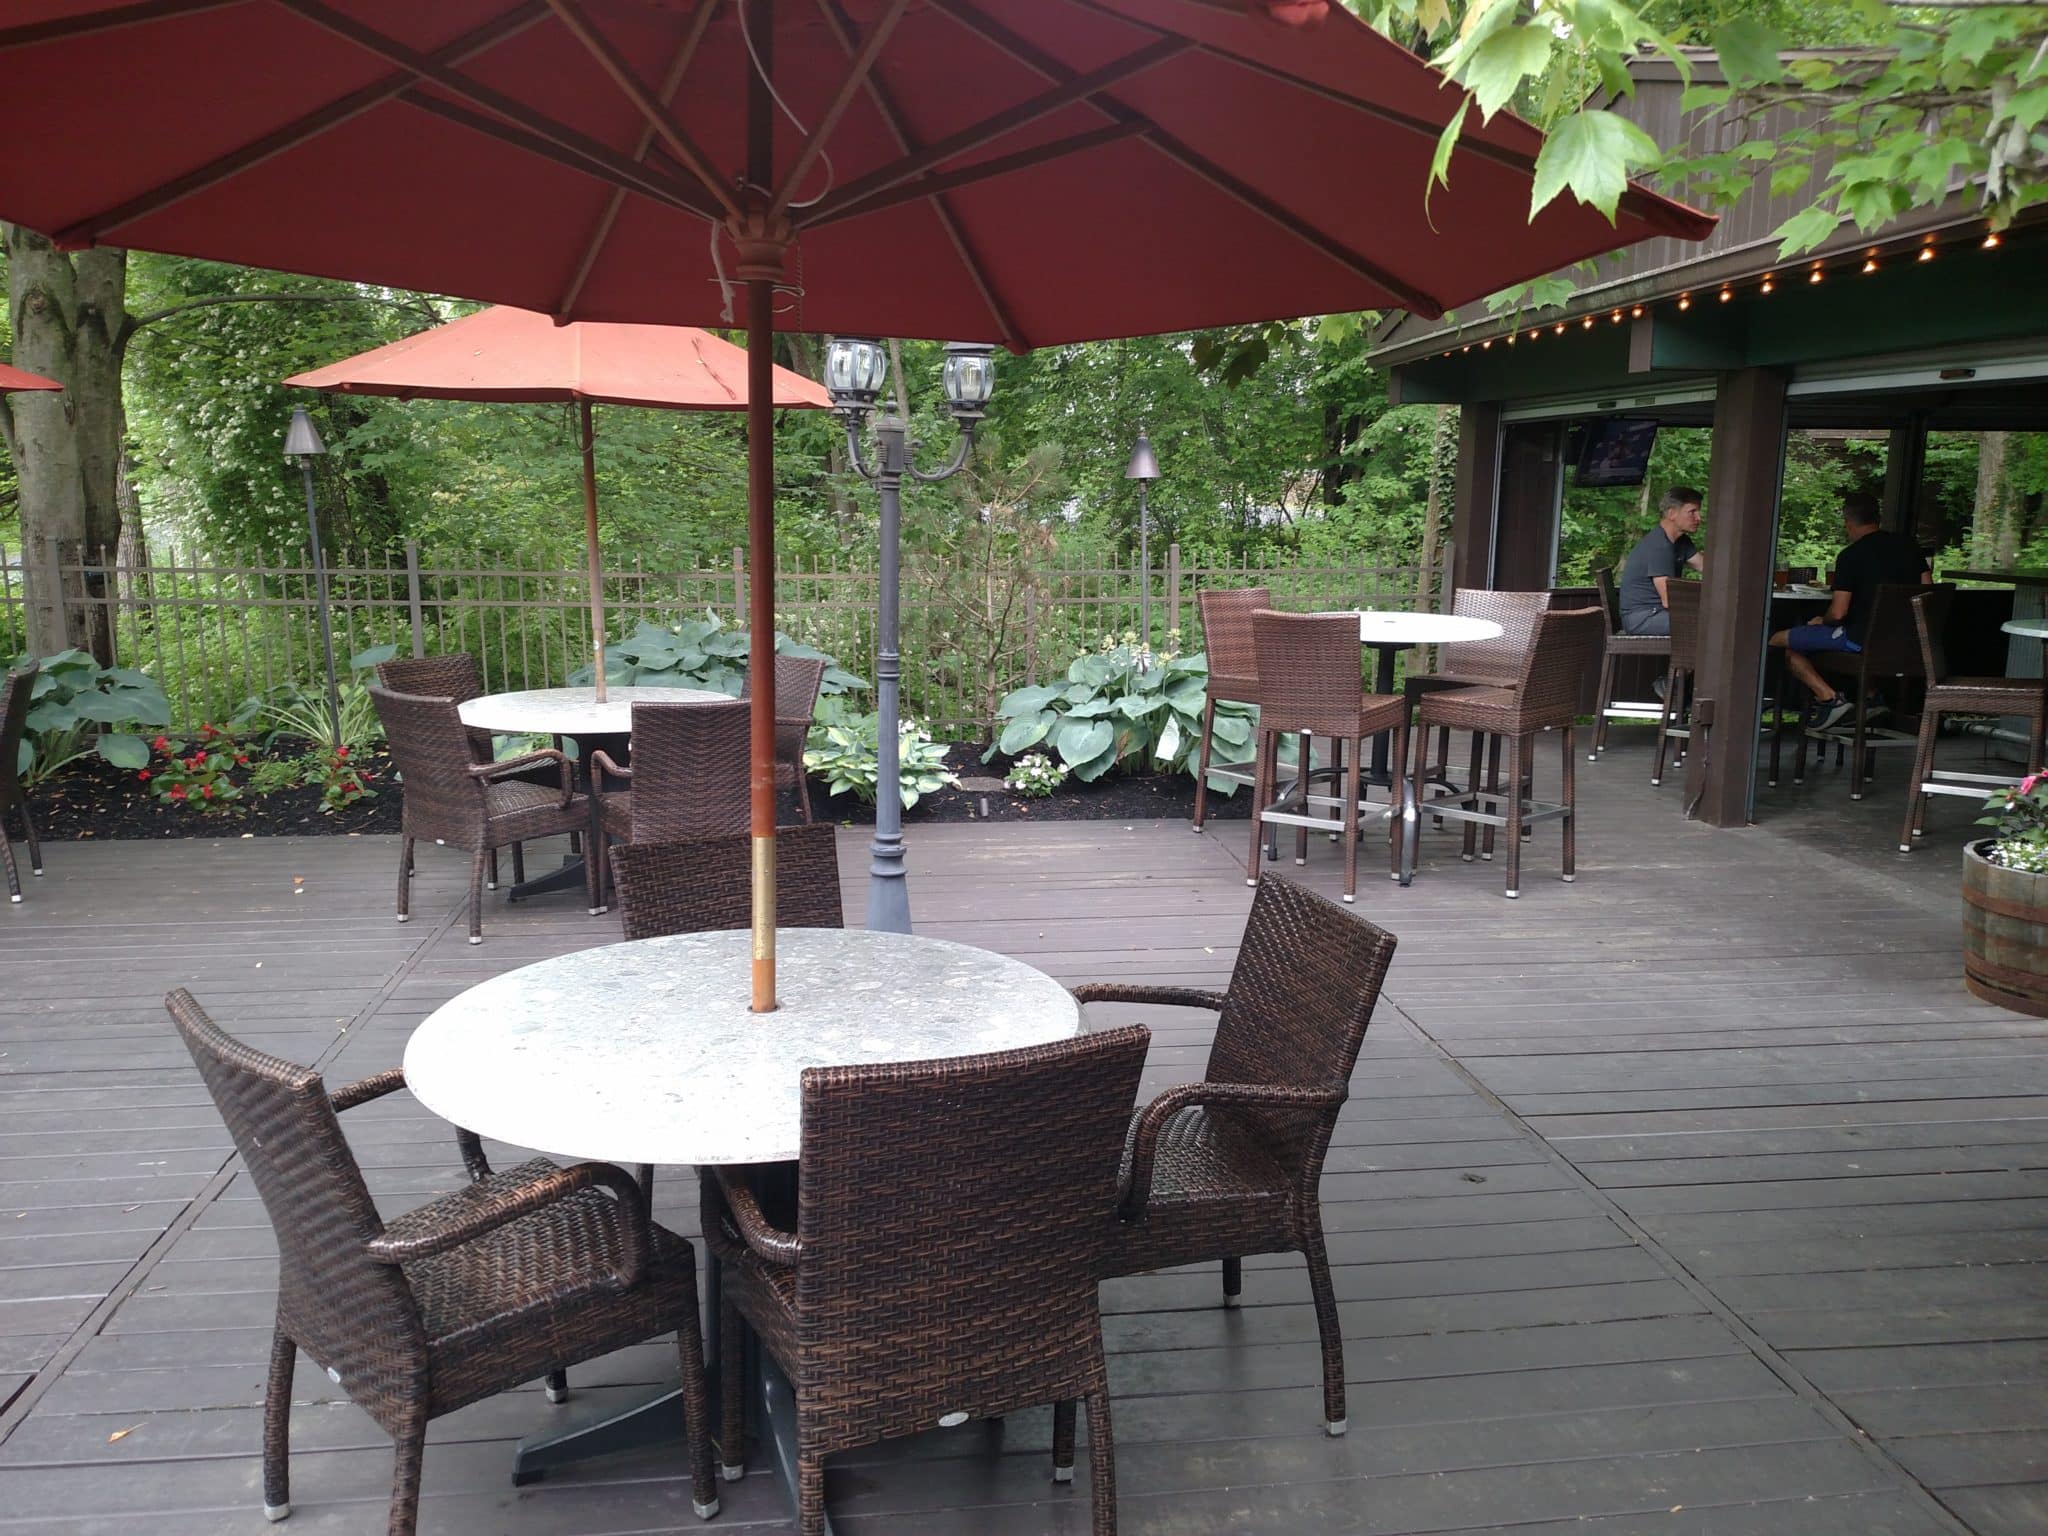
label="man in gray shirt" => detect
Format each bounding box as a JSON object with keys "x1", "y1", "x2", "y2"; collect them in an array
[{"x1": 1617, "y1": 487, "x2": 1705, "y2": 635}]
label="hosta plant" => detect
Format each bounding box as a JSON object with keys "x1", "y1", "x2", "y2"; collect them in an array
[
  {"x1": 805, "y1": 711, "x2": 958, "y2": 809},
  {"x1": 9, "y1": 649, "x2": 172, "y2": 783},
  {"x1": 569, "y1": 615, "x2": 865, "y2": 700},
  {"x1": 1004, "y1": 751, "x2": 1066, "y2": 798}
]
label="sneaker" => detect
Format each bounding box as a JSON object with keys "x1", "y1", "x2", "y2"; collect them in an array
[{"x1": 1814, "y1": 695, "x2": 1854, "y2": 732}]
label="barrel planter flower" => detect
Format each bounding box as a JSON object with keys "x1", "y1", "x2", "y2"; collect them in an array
[{"x1": 1964, "y1": 839, "x2": 2048, "y2": 1016}]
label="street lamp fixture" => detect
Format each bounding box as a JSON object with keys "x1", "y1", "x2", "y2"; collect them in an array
[
  {"x1": 284, "y1": 408, "x2": 344, "y2": 748},
  {"x1": 825, "y1": 336, "x2": 993, "y2": 934},
  {"x1": 1124, "y1": 426, "x2": 1161, "y2": 640}
]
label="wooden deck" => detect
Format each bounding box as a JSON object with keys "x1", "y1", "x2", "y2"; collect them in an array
[{"x1": 2, "y1": 731, "x2": 2044, "y2": 1534}]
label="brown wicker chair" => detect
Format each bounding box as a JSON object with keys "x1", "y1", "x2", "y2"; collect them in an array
[
  {"x1": 1075, "y1": 874, "x2": 1396, "y2": 1437},
  {"x1": 1779, "y1": 583, "x2": 1933, "y2": 800},
  {"x1": 1589, "y1": 566, "x2": 1672, "y2": 758},
  {"x1": 1651, "y1": 579, "x2": 1703, "y2": 788},
  {"x1": 369, "y1": 685, "x2": 596, "y2": 942},
  {"x1": 1, "y1": 663, "x2": 44, "y2": 903},
  {"x1": 1408, "y1": 589, "x2": 1549, "y2": 788},
  {"x1": 1901, "y1": 586, "x2": 2047, "y2": 852},
  {"x1": 741, "y1": 654, "x2": 829, "y2": 823},
  {"x1": 1246, "y1": 610, "x2": 1409, "y2": 902},
  {"x1": 703, "y1": 1023, "x2": 1151, "y2": 1536},
  {"x1": 164, "y1": 988, "x2": 718, "y2": 1534},
  {"x1": 591, "y1": 697, "x2": 750, "y2": 846},
  {"x1": 1191, "y1": 586, "x2": 1269, "y2": 833},
  {"x1": 1413, "y1": 607, "x2": 1606, "y2": 897},
  {"x1": 611, "y1": 822, "x2": 844, "y2": 941}
]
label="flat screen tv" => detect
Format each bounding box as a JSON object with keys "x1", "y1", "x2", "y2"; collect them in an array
[{"x1": 1572, "y1": 417, "x2": 1659, "y2": 487}]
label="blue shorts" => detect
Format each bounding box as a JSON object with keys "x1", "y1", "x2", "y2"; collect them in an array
[{"x1": 1786, "y1": 622, "x2": 1861, "y2": 655}]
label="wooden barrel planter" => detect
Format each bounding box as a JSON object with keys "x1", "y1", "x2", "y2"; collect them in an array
[{"x1": 1964, "y1": 840, "x2": 2048, "y2": 1016}]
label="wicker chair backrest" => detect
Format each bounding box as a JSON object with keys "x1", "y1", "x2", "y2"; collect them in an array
[
  {"x1": 1251, "y1": 610, "x2": 1375, "y2": 737},
  {"x1": 1858, "y1": 583, "x2": 1936, "y2": 677},
  {"x1": 1666, "y1": 580, "x2": 1703, "y2": 672},
  {"x1": 0, "y1": 664, "x2": 35, "y2": 809},
  {"x1": 626, "y1": 698, "x2": 749, "y2": 841},
  {"x1": 368, "y1": 686, "x2": 485, "y2": 829},
  {"x1": 611, "y1": 822, "x2": 842, "y2": 941},
  {"x1": 741, "y1": 654, "x2": 828, "y2": 718},
  {"x1": 1514, "y1": 607, "x2": 1607, "y2": 724},
  {"x1": 1197, "y1": 586, "x2": 1270, "y2": 691},
  {"x1": 375, "y1": 653, "x2": 483, "y2": 704},
  {"x1": 1449, "y1": 589, "x2": 1549, "y2": 680},
  {"x1": 1910, "y1": 585, "x2": 1957, "y2": 683},
  {"x1": 1593, "y1": 567, "x2": 1624, "y2": 635},
  {"x1": 792, "y1": 1023, "x2": 1149, "y2": 1437},
  {"x1": 165, "y1": 989, "x2": 423, "y2": 1409}
]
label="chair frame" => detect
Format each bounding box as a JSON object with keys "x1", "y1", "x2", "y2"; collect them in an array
[
  {"x1": 1191, "y1": 586, "x2": 1270, "y2": 834},
  {"x1": 1651, "y1": 579, "x2": 1703, "y2": 788},
  {"x1": 1589, "y1": 565, "x2": 1673, "y2": 758},
  {"x1": 611, "y1": 822, "x2": 844, "y2": 941},
  {"x1": 1771, "y1": 583, "x2": 1931, "y2": 800},
  {"x1": 0, "y1": 663, "x2": 45, "y2": 903},
  {"x1": 742, "y1": 654, "x2": 829, "y2": 824}
]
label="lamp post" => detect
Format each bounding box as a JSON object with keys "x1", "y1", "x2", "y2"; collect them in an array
[
  {"x1": 284, "y1": 407, "x2": 343, "y2": 747},
  {"x1": 1124, "y1": 426, "x2": 1161, "y2": 641},
  {"x1": 825, "y1": 337, "x2": 992, "y2": 935}
]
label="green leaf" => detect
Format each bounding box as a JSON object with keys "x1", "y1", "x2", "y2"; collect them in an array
[
  {"x1": 1208, "y1": 714, "x2": 1253, "y2": 748},
  {"x1": 1713, "y1": 19, "x2": 1785, "y2": 88},
  {"x1": 994, "y1": 683, "x2": 1062, "y2": 718},
  {"x1": 1462, "y1": 25, "x2": 1551, "y2": 120},
  {"x1": 1155, "y1": 714, "x2": 1182, "y2": 763},
  {"x1": 1768, "y1": 162, "x2": 1812, "y2": 199},
  {"x1": 998, "y1": 712, "x2": 1053, "y2": 754},
  {"x1": 1772, "y1": 203, "x2": 1841, "y2": 258},
  {"x1": 24, "y1": 701, "x2": 78, "y2": 733},
  {"x1": 1054, "y1": 718, "x2": 1113, "y2": 769},
  {"x1": 15, "y1": 741, "x2": 29, "y2": 777},
  {"x1": 1114, "y1": 694, "x2": 1163, "y2": 720},
  {"x1": 1070, "y1": 745, "x2": 1119, "y2": 783},
  {"x1": 350, "y1": 642, "x2": 398, "y2": 671},
  {"x1": 71, "y1": 691, "x2": 144, "y2": 724},
  {"x1": 1530, "y1": 109, "x2": 1661, "y2": 221},
  {"x1": 96, "y1": 732, "x2": 149, "y2": 770},
  {"x1": 1428, "y1": 94, "x2": 1472, "y2": 204},
  {"x1": 1065, "y1": 697, "x2": 1116, "y2": 720},
  {"x1": 1679, "y1": 83, "x2": 1731, "y2": 114}
]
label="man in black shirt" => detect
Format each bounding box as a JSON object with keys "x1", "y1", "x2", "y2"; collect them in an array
[
  {"x1": 1769, "y1": 492, "x2": 1930, "y2": 731},
  {"x1": 1617, "y1": 487, "x2": 1705, "y2": 636}
]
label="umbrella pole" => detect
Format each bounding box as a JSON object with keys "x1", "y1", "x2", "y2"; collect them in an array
[
  {"x1": 580, "y1": 399, "x2": 607, "y2": 704},
  {"x1": 745, "y1": 278, "x2": 778, "y2": 1011}
]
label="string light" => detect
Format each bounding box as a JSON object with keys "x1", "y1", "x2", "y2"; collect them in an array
[
  {"x1": 1630, "y1": 304, "x2": 1644, "y2": 319},
  {"x1": 1983, "y1": 231, "x2": 2002, "y2": 249},
  {"x1": 1808, "y1": 261, "x2": 1824, "y2": 284},
  {"x1": 1862, "y1": 251, "x2": 1879, "y2": 274},
  {"x1": 1503, "y1": 332, "x2": 1513, "y2": 345},
  {"x1": 1581, "y1": 316, "x2": 1595, "y2": 330},
  {"x1": 1553, "y1": 321, "x2": 1567, "y2": 334},
  {"x1": 1919, "y1": 239, "x2": 1936, "y2": 262},
  {"x1": 1610, "y1": 309, "x2": 1623, "y2": 323},
  {"x1": 1718, "y1": 285, "x2": 1733, "y2": 303},
  {"x1": 1529, "y1": 327, "x2": 1540, "y2": 341},
  {"x1": 1759, "y1": 273, "x2": 1775, "y2": 295},
  {"x1": 1481, "y1": 337, "x2": 1493, "y2": 349},
  {"x1": 1678, "y1": 292, "x2": 1692, "y2": 310}
]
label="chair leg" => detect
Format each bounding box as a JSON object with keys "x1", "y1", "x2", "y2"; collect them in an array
[
  {"x1": 1849, "y1": 690, "x2": 1870, "y2": 800},
  {"x1": 487, "y1": 848, "x2": 499, "y2": 891},
  {"x1": 1222, "y1": 1256, "x2": 1243, "y2": 1308},
  {"x1": 1651, "y1": 680, "x2": 1676, "y2": 786},
  {"x1": 395, "y1": 837, "x2": 414, "y2": 923},
  {"x1": 1325, "y1": 736, "x2": 1344, "y2": 842},
  {"x1": 0, "y1": 828, "x2": 19, "y2": 904},
  {"x1": 1902, "y1": 708, "x2": 1938, "y2": 852},
  {"x1": 1245, "y1": 728, "x2": 1273, "y2": 888},
  {"x1": 797, "y1": 1449, "x2": 828, "y2": 1536},
  {"x1": 1561, "y1": 725, "x2": 1577, "y2": 883},
  {"x1": 511, "y1": 841, "x2": 525, "y2": 884},
  {"x1": 1386, "y1": 716, "x2": 1408, "y2": 882},
  {"x1": 263, "y1": 1327, "x2": 295, "y2": 1521},
  {"x1": 1591, "y1": 648, "x2": 1615, "y2": 756},
  {"x1": 1295, "y1": 732, "x2": 1311, "y2": 866},
  {"x1": 794, "y1": 759, "x2": 815, "y2": 825},
  {"x1": 1052, "y1": 1399, "x2": 1077, "y2": 1483},
  {"x1": 385, "y1": 1415, "x2": 428, "y2": 1536},
  {"x1": 1192, "y1": 695, "x2": 1216, "y2": 832},
  {"x1": 467, "y1": 847, "x2": 487, "y2": 945},
  {"x1": 544, "y1": 1369, "x2": 568, "y2": 1404},
  {"x1": 1301, "y1": 1218, "x2": 1347, "y2": 1435},
  {"x1": 1461, "y1": 733, "x2": 1482, "y2": 862},
  {"x1": 1339, "y1": 743, "x2": 1361, "y2": 903},
  {"x1": 1086, "y1": 1384, "x2": 1118, "y2": 1536},
  {"x1": 18, "y1": 800, "x2": 41, "y2": 875},
  {"x1": 1504, "y1": 733, "x2": 1525, "y2": 898},
  {"x1": 674, "y1": 1302, "x2": 719, "y2": 1519},
  {"x1": 719, "y1": 1296, "x2": 745, "y2": 1481},
  {"x1": 1481, "y1": 735, "x2": 1501, "y2": 860}
]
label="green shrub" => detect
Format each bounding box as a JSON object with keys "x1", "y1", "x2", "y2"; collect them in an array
[
  {"x1": 233, "y1": 643, "x2": 393, "y2": 754},
  {"x1": 1003, "y1": 750, "x2": 1066, "y2": 798},
  {"x1": 804, "y1": 711, "x2": 958, "y2": 808},
  {"x1": 9, "y1": 649, "x2": 172, "y2": 782},
  {"x1": 568, "y1": 615, "x2": 866, "y2": 699},
  {"x1": 140, "y1": 724, "x2": 247, "y2": 810}
]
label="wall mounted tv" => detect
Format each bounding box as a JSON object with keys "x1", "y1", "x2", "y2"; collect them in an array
[{"x1": 1571, "y1": 417, "x2": 1660, "y2": 487}]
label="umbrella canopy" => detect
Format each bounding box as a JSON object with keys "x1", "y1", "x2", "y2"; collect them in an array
[
  {"x1": 285, "y1": 306, "x2": 829, "y2": 697},
  {"x1": 0, "y1": 362, "x2": 62, "y2": 392},
  {"x1": 0, "y1": 0, "x2": 1712, "y2": 1009}
]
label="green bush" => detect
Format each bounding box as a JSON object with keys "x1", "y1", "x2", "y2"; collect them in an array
[
  {"x1": 568, "y1": 615, "x2": 866, "y2": 699},
  {"x1": 232, "y1": 643, "x2": 394, "y2": 754},
  {"x1": 804, "y1": 711, "x2": 958, "y2": 808},
  {"x1": 9, "y1": 650, "x2": 172, "y2": 782}
]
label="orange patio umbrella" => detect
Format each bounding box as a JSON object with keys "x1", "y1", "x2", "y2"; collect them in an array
[
  {"x1": 0, "y1": 362, "x2": 62, "y2": 392},
  {"x1": 286, "y1": 305, "x2": 829, "y2": 700}
]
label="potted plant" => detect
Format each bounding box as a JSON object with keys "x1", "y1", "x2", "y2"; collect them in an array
[{"x1": 1965, "y1": 774, "x2": 2048, "y2": 1015}]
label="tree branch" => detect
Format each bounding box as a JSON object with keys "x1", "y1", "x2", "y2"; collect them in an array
[{"x1": 122, "y1": 290, "x2": 440, "y2": 345}]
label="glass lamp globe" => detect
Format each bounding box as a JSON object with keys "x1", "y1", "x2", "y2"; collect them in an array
[
  {"x1": 941, "y1": 342, "x2": 995, "y2": 417},
  {"x1": 823, "y1": 336, "x2": 888, "y2": 414}
]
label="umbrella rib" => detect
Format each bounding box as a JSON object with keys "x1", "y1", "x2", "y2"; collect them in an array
[
  {"x1": 802, "y1": 122, "x2": 1147, "y2": 230},
  {"x1": 557, "y1": 0, "x2": 724, "y2": 317},
  {"x1": 0, "y1": 0, "x2": 238, "y2": 51},
  {"x1": 53, "y1": 3, "x2": 552, "y2": 248},
  {"x1": 938, "y1": 0, "x2": 1447, "y2": 317},
  {"x1": 769, "y1": 0, "x2": 914, "y2": 222},
  {"x1": 543, "y1": 0, "x2": 741, "y2": 224},
  {"x1": 798, "y1": 34, "x2": 1188, "y2": 229},
  {"x1": 272, "y1": 0, "x2": 722, "y2": 222},
  {"x1": 811, "y1": 0, "x2": 1023, "y2": 350}
]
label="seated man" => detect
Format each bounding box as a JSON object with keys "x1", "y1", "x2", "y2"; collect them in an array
[
  {"x1": 1618, "y1": 487, "x2": 1705, "y2": 637},
  {"x1": 1769, "y1": 491, "x2": 1931, "y2": 732}
]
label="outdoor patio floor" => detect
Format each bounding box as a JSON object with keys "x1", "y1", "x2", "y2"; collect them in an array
[{"x1": 1, "y1": 730, "x2": 2044, "y2": 1534}]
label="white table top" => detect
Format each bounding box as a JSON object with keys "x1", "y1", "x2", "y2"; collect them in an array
[
  {"x1": 1774, "y1": 584, "x2": 1832, "y2": 600},
  {"x1": 403, "y1": 928, "x2": 1083, "y2": 1166},
  {"x1": 458, "y1": 685, "x2": 727, "y2": 737},
  {"x1": 1346, "y1": 611, "x2": 1504, "y2": 647},
  {"x1": 2003, "y1": 618, "x2": 2048, "y2": 640}
]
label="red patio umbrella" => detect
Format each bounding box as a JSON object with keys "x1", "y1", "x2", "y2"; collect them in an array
[
  {"x1": 0, "y1": 362, "x2": 62, "y2": 392},
  {"x1": 0, "y1": 0, "x2": 1711, "y2": 1008},
  {"x1": 284, "y1": 304, "x2": 830, "y2": 700}
]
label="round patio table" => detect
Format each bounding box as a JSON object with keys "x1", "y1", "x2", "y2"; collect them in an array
[
  {"x1": 404, "y1": 926, "x2": 1081, "y2": 1528},
  {"x1": 2002, "y1": 618, "x2": 2048, "y2": 640},
  {"x1": 458, "y1": 686, "x2": 725, "y2": 905}
]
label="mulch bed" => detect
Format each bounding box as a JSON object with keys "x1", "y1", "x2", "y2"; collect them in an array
[{"x1": 20, "y1": 742, "x2": 1248, "y2": 840}]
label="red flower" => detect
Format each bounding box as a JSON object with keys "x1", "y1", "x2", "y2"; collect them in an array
[
  {"x1": 193, "y1": 751, "x2": 207, "y2": 766},
  {"x1": 151, "y1": 734, "x2": 169, "y2": 751},
  {"x1": 168, "y1": 784, "x2": 187, "y2": 801},
  {"x1": 335, "y1": 746, "x2": 350, "y2": 760},
  {"x1": 137, "y1": 769, "x2": 151, "y2": 781},
  {"x1": 200, "y1": 784, "x2": 213, "y2": 800},
  {"x1": 200, "y1": 723, "x2": 216, "y2": 738},
  {"x1": 236, "y1": 754, "x2": 250, "y2": 766}
]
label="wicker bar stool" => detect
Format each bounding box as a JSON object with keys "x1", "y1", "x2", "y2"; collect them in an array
[
  {"x1": 611, "y1": 822, "x2": 844, "y2": 941},
  {"x1": 1246, "y1": 610, "x2": 1409, "y2": 903},
  {"x1": 1589, "y1": 566, "x2": 1671, "y2": 758},
  {"x1": 165, "y1": 989, "x2": 718, "y2": 1535},
  {"x1": 369, "y1": 686, "x2": 597, "y2": 942},
  {"x1": 1901, "y1": 586, "x2": 2048, "y2": 852},
  {"x1": 704, "y1": 1025, "x2": 1151, "y2": 1536},
  {"x1": 1191, "y1": 586, "x2": 1269, "y2": 834},
  {"x1": 1651, "y1": 579, "x2": 1703, "y2": 787},
  {"x1": 1413, "y1": 607, "x2": 1605, "y2": 897},
  {"x1": 0, "y1": 663, "x2": 44, "y2": 903},
  {"x1": 741, "y1": 654, "x2": 828, "y2": 823},
  {"x1": 1076, "y1": 875, "x2": 1397, "y2": 1436},
  {"x1": 1409, "y1": 590, "x2": 1549, "y2": 790}
]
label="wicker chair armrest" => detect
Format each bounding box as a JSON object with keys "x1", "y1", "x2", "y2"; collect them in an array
[
  {"x1": 588, "y1": 749, "x2": 631, "y2": 783},
  {"x1": 470, "y1": 748, "x2": 574, "y2": 805},
  {"x1": 366, "y1": 1161, "x2": 648, "y2": 1288},
  {"x1": 1120, "y1": 1080, "x2": 1347, "y2": 1218},
  {"x1": 713, "y1": 1167, "x2": 802, "y2": 1266},
  {"x1": 328, "y1": 1068, "x2": 407, "y2": 1112},
  {"x1": 1069, "y1": 983, "x2": 1228, "y2": 1011}
]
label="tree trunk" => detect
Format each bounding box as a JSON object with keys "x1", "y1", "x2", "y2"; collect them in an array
[
  {"x1": 3, "y1": 225, "x2": 126, "y2": 661},
  {"x1": 1971, "y1": 431, "x2": 2017, "y2": 569}
]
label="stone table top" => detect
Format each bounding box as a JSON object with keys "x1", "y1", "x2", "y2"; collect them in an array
[
  {"x1": 1345, "y1": 611, "x2": 1505, "y2": 648},
  {"x1": 402, "y1": 927, "x2": 1083, "y2": 1166},
  {"x1": 458, "y1": 686, "x2": 728, "y2": 737},
  {"x1": 2003, "y1": 618, "x2": 2048, "y2": 640}
]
